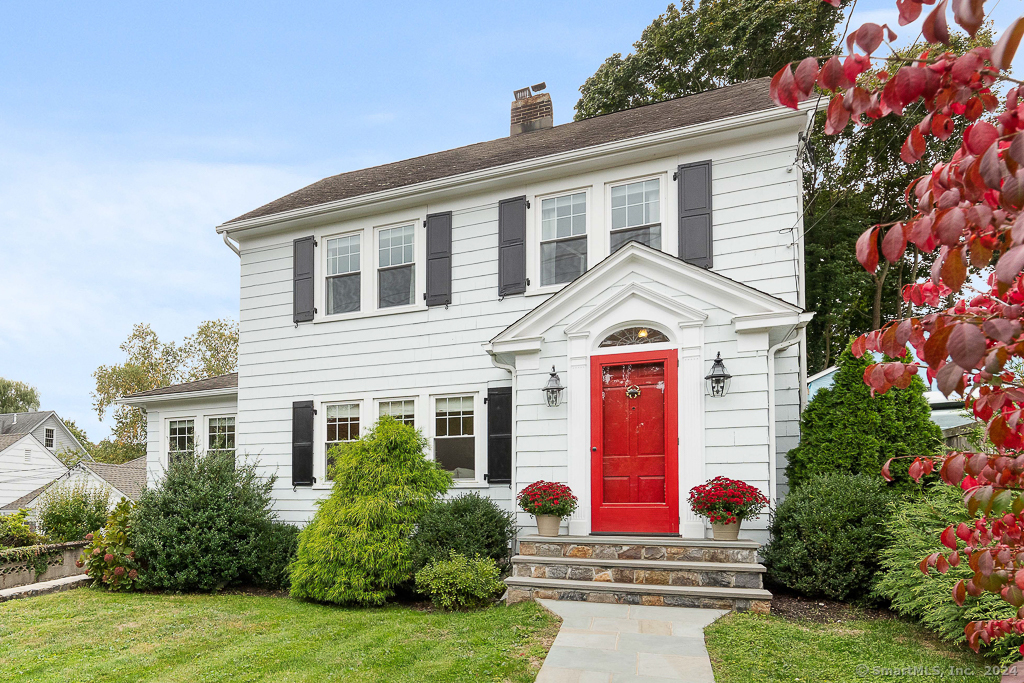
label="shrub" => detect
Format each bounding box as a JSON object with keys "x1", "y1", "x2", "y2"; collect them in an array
[
  {"x1": 289, "y1": 417, "x2": 451, "y2": 605},
  {"x1": 79, "y1": 498, "x2": 141, "y2": 591},
  {"x1": 37, "y1": 480, "x2": 111, "y2": 542},
  {"x1": 688, "y1": 476, "x2": 769, "y2": 524},
  {"x1": 762, "y1": 472, "x2": 898, "y2": 602},
  {"x1": 874, "y1": 483, "x2": 1020, "y2": 664},
  {"x1": 0, "y1": 509, "x2": 46, "y2": 549},
  {"x1": 516, "y1": 481, "x2": 578, "y2": 517},
  {"x1": 131, "y1": 451, "x2": 293, "y2": 592},
  {"x1": 414, "y1": 551, "x2": 505, "y2": 610},
  {"x1": 249, "y1": 521, "x2": 300, "y2": 590},
  {"x1": 410, "y1": 492, "x2": 518, "y2": 573},
  {"x1": 786, "y1": 343, "x2": 943, "y2": 490}
]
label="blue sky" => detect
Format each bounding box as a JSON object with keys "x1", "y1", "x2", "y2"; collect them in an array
[{"x1": 0, "y1": 1, "x2": 1019, "y2": 441}]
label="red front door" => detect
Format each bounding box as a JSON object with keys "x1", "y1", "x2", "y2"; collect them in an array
[{"x1": 591, "y1": 349, "x2": 679, "y2": 534}]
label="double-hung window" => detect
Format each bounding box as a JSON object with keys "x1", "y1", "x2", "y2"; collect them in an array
[
  {"x1": 540, "y1": 192, "x2": 587, "y2": 286},
  {"x1": 610, "y1": 179, "x2": 661, "y2": 252},
  {"x1": 168, "y1": 419, "x2": 195, "y2": 464},
  {"x1": 434, "y1": 396, "x2": 475, "y2": 479},
  {"x1": 44, "y1": 428, "x2": 54, "y2": 449},
  {"x1": 326, "y1": 234, "x2": 360, "y2": 314},
  {"x1": 378, "y1": 225, "x2": 415, "y2": 308},
  {"x1": 380, "y1": 399, "x2": 415, "y2": 426},
  {"x1": 208, "y1": 417, "x2": 236, "y2": 458},
  {"x1": 325, "y1": 403, "x2": 359, "y2": 481}
]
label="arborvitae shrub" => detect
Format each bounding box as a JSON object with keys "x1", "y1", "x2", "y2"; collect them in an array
[
  {"x1": 410, "y1": 492, "x2": 518, "y2": 573},
  {"x1": 874, "y1": 483, "x2": 1021, "y2": 664},
  {"x1": 130, "y1": 451, "x2": 295, "y2": 591},
  {"x1": 762, "y1": 472, "x2": 898, "y2": 602},
  {"x1": 786, "y1": 343, "x2": 943, "y2": 490},
  {"x1": 37, "y1": 480, "x2": 110, "y2": 542},
  {"x1": 288, "y1": 417, "x2": 451, "y2": 605}
]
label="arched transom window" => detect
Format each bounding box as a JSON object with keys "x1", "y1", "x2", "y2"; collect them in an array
[{"x1": 599, "y1": 326, "x2": 670, "y2": 347}]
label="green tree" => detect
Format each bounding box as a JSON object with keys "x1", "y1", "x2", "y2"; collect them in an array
[
  {"x1": 289, "y1": 417, "x2": 451, "y2": 605},
  {"x1": 0, "y1": 378, "x2": 40, "y2": 414},
  {"x1": 92, "y1": 319, "x2": 238, "y2": 451},
  {"x1": 574, "y1": 0, "x2": 843, "y2": 120},
  {"x1": 786, "y1": 343, "x2": 943, "y2": 490}
]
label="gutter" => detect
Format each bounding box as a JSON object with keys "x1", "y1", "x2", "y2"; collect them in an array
[{"x1": 115, "y1": 386, "x2": 238, "y2": 407}]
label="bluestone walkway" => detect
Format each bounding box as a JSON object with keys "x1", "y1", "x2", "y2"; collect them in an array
[{"x1": 535, "y1": 599, "x2": 726, "y2": 683}]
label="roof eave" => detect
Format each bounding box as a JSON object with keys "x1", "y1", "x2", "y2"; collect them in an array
[
  {"x1": 116, "y1": 386, "x2": 238, "y2": 407},
  {"x1": 216, "y1": 103, "x2": 808, "y2": 236}
]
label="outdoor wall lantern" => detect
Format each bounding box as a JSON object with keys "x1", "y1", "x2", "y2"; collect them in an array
[
  {"x1": 705, "y1": 352, "x2": 732, "y2": 398},
  {"x1": 543, "y1": 366, "x2": 565, "y2": 407}
]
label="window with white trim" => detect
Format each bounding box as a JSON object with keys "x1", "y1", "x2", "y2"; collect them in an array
[
  {"x1": 168, "y1": 419, "x2": 195, "y2": 463},
  {"x1": 610, "y1": 179, "x2": 661, "y2": 252},
  {"x1": 208, "y1": 417, "x2": 236, "y2": 458},
  {"x1": 379, "y1": 399, "x2": 415, "y2": 426},
  {"x1": 326, "y1": 233, "x2": 361, "y2": 314},
  {"x1": 434, "y1": 396, "x2": 475, "y2": 479},
  {"x1": 44, "y1": 428, "x2": 54, "y2": 449},
  {"x1": 325, "y1": 403, "x2": 360, "y2": 481},
  {"x1": 378, "y1": 225, "x2": 415, "y2": 308},
  {"x1": 540, "y1": 192, "x2": 587, "y2": 286}
]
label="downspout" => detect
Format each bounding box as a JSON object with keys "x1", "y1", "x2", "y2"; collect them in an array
[
  {"x1": 767, "y1": 332, "x2": 802, "y2": 507},
  {"x1": 223, "y1": 232, "x2": 241, "y2": 257},
  {"x1": 486, "y1": 350, "x2": 519, "y2": 547}
]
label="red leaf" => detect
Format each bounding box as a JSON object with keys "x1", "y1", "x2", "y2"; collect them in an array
[
  {"x1": 1004, "y1": 171, "x2": 1024, "y2": 211},
  {"x1": 882, "y1": 224, "x2": 908, "y2": 262},
  {"x1": 980, "y1": 549, "x2": 995, "y2": 576},
  {"x1": 937, "y1": 555, "x2": 950, "y2": 574},
  {"x1": 909, "y1": 458, "x2": 925, "y2": 481},
  {"x1": 948, "y1": 322, "x2": 987, "y2": 369},
  {"x1": 952, "y1": 0, "x2": 985, "y2": 35},
  {"x1": 856, "y1": 227, "x2": 880, "y2": 272},
  {"x1": 769, "y1": 65, "x2": 800, "y2": 109},
  {"x1": 843, "y1": 54, "x2": 870, "y2": 84},
  {"x1": 817, "y1": 56, "x2": 850, "y2": 91},
  {"x1": 932, "y1": 113, "x2": 954, "y2": 140},
  {"x1": 991, "y1": 16, "x2": 1024, "y2": 70},
  {"x1": 953, "y1": 579, "x2": 967, "y2": 605},
  {"x1": 980, "y1": 143, "x2": 1004, "y2": 190},
  {"x1": 854, "y1": 23, "x2": 885, "y2": 54},
  {"x1": 983, "y1": 318, "x2": 1021, "y2": 343},
  {"x1": 940, "y1": 246, "x2": 967, "y2": 291},
  {"x1": 941, "y1": 525, "x2": 959, "y2": 549},
  {"x1": 937, "y1": 361, "x2": 965, "y2": 396},
  {"x1": 923, "y1": 0, "x2": 951, "y2": 45},
  {"x1": 895, "y1": 67, "x2": 927, "y2": 107},
  {"x1": 935, "y1": 208, "x2": 966, "y2": 245},
  {"x1": 996, "y1": 245, "x2": 1024, "y2": 284},
  {"x1": 897, "y1": 0, "x2": 924, "y2": 25},
  {"x1": 966, "y1": 121, "x2": 999, "y2": 156},
  {"x1": 1015, "y1": 568, "x2": 1024, "y2": 591},
  {"x1": 901, "y1": 127, "x2": 927, "y2": 164},
  {"x1": 952, "y1": 51, "x2": 984, "y2": 85},
  {"x1": 794, "y1": 57, "x2": 818, "y2": 97},
  {"x1": 882, "y1": 458, "x2": 894, "y2": 482},
  {"x1": 824, "y1": 95, "x2": 851, "y2": 135}
]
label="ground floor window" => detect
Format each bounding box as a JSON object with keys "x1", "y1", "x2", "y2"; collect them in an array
[
  {"x1": 434, "y1": 396, "x2": 475, "y2": 479},
  {"x1": 379, "y1": 399, "x2": 415, "y2": 426},
  {"x1": 325, "y1": 403, "x2": 360, "y2": 480},
  {"x1": 208, "y1": 416, "x2": 236, "y2": 458},
  {"x1": 168, "y1": 419, "x2": 195, "y2": 463}
]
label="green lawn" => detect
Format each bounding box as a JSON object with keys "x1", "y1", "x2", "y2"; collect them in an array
[
  {"x1": 706, "y1": 611, "x2": 1004, "y2": 683},
  {"x1": 0, "y1": 589, "x2": 557, "y2": 683}
]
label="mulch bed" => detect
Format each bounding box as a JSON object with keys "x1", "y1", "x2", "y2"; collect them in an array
[{"x1": 768, "y1": 589, "x2": 893, "y2": 623}]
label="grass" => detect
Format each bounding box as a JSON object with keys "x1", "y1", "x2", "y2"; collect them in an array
[
  {"x1": 0, "y1": 589, "x2": 558, "y2": 683},
  {"x1": 705, "y1": 611, "x2": 1006, "y2": 683}
]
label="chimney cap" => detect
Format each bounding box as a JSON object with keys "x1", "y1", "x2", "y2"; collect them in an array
[
  {"x1": 531, "y1": 82, "x2": 547, "y2": 93},
  {"x1": 514, "y1": 82, "x2": 548, "y2": 101}
]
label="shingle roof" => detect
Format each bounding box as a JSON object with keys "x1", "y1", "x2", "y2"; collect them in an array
[
  {"x1": 225, "y1": 78, "x2": 775, "y2": 225},
  {"x1": 0, "y1": 411, "x2": 54, "y2": 436},
  {"x1": 83, "y1": 457, "x2": 146, "y2": 501},
  {"x1": 0, "y1": 483, "x2": 50, "y2": 512},
  {"x1": 0, "y1": 433, "x2": 29, "y2": 451},
  {"x1": 124, "y1": 373, "x2": 238, "y2": 399}
]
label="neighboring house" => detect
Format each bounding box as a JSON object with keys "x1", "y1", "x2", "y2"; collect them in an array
[
  {"x1": 0, "y1": 411, "x2": 92, "y2": 461},
  {"x1": 0, "y1": 456, "x2": 146, "y2": 521},
  {"x1": 0, "y1": 433, "x2": 68, "y2": 508},
  {"x1": 120, "y1": 78, "x2": 814, "y2": 544}
]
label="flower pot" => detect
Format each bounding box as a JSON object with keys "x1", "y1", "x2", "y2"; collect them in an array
[
  {"x1": 711, "y1": 520, "x2": 741, "y2": 541},
  {"x1": 535, "y1": 514, "x2": 562, "y2": 537}
]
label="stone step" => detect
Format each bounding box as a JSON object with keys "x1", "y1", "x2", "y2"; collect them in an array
[
  {"x1": 510, "y1": 555, "x2": 764, "y2": 589},
  {"x1": 518, "y1": 534, "x2": 759, "y2": 564},
  {"x1": 505, "y1": 576, "x2": 772, "y2": 613}
]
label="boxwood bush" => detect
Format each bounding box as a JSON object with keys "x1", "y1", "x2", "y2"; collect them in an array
[
  {"x1": 415, "y1": 551, "x2": 505, "y2": 610},
  {"x1": 874, "y1": 483, "x2": 1020, "y2": 664},
  {"x1": 410, "y1": 492, "x2": 518, "y2": 573},
  {"x1": 289, "y1": 417, "x2": 451, "y2": 605},
  {"x1": 131, "y1": 451, "x2": 296, "y2": 592},
  {"x1": 762, "y1": 472, "x2": 898, "y2": 602}
]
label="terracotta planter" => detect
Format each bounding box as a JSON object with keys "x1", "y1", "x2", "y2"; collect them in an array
[
  {"x1": 535, "y1": 514, "x2": 562, "y2": 537},
  {"x1": 711, "y1": 520, "x2": 741, "y2": 541}
]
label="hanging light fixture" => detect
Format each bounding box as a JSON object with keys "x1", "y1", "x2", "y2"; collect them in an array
[
  {"x1": 543, "y1": 366, "x2": 565, "y2": 407},
  {"x1": 704, "y1": 352, "x2": 732, "y2": 397}
]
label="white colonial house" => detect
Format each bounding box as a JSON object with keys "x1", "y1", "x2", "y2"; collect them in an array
[
  {"x1": 0, "y1": 411, "x2": 91, "y2": 509},
  {"x1": 120, "y1": 78, "x2": 814, "y2": 549}
]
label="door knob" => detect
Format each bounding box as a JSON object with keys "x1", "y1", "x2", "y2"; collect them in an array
[{"x1": 592, "y1": 446, "x2": 598, "y2": 452}]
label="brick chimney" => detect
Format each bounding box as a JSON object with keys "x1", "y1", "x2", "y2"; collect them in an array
[{"x1": 510, "y1": 85, "x2": 553, "y2": 136}]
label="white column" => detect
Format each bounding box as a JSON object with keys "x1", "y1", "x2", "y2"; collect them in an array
[
  {"x1": 566, "y1": 333, "x2": 590, "y2": 535},
  {"x1": 678, "y1": 323, "x2": 706, "y2": 538}
]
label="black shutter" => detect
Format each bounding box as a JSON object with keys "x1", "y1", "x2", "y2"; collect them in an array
[
  {"x1": 292, "y1": 400, "x2": 315, "y2": 486},
  {"x1": 486, "y1": 387, "x2": 513, "y2": 484},
  {"x1": 677, "y1": 161, "x2": 713, "y2": 268},
  {"x1": 293, "y1": 236, "x2": 315, "y2": 323},
  {"x1": 498, "y1": 196, "x2": 527, "y2": 297},
  {"x1": 425, "y1": 211, "x2": 452, "y2": 307}
]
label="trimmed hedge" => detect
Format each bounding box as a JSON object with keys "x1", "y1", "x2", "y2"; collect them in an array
[{"x1": 410, "y1": 492, "x2": 518, "y2": 573}]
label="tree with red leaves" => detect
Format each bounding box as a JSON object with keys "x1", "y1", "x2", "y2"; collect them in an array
[{"x1": 770, "y1": 0, "x2": 1024, "y2": 655}]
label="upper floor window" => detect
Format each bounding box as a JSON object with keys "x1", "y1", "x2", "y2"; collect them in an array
[
  {"x1": 434, "y1": 396, "x2": 475, "y2": 479},
  {"x1": 611, "y1": 179, "x2": 661, "y2": 252},
  {"x1": 208, "y1": 417, "x2": 236, "y2": 458},
  {"x1": 326, "y1": 234, "x2": 360, "y2": 314},
  {"x1": 168, "y1": 419, "x2": 194, "y2": 464},
  {"x1": 44, "y1": 428, "x2": 54, "y2": 449},
  {"x1": 378, "y1": 225, "x2": 415, "y2": 308},
  {"x1": 540, "y1": 192, "x2": 587, "y2": 286},
  {"x1": 380, "y1": 399, "x2": 415, "y2": 426},
  {"x1": 325, "y1": 403, "x2": 359, "y2": 480}
]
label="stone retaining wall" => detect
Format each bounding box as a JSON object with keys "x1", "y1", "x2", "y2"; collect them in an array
[{"x1": 0, "y1": 541, "x2": 89, "y2": 590}]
